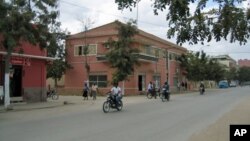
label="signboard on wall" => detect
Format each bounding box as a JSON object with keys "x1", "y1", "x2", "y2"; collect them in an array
[{"x1": 10, "y1": 57, "x2": 30, "y2": 66}]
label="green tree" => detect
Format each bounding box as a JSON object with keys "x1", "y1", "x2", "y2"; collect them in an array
[
  {"x1": 115, "y1": 0, "x2": 250, "y2": 45},
  {"x1": 206, "y1": 59, "x2": 226, "y2": 82},
  {"x1": 178, "y1": 51, "x2": 225, "y2": 82},
  {"x1": 0, "y1": 0, "x2": 62, "y2": 108},
  {"x1": 224, "y1": 67, "x2": 237, "y2": 82},
  {"x1": 77, "y1": 18, "x2": 94, "y2": 83},
  {"x1": 46, "y1": 24, "x2": 72, "y2": 88},
  {"x1": 105, "y1": 20, "x2": 140, "y2": 84},
  {"x1": 237, "y1": 67, "x2": 250, "y2": 84},
  {"x1": 180, "y1": 51, "x2": 209, "y2": 81}
]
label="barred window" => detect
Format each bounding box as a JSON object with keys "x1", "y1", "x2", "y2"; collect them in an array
[{"x1": 89, "y1": 75, "x2": 107, "y2": 88}]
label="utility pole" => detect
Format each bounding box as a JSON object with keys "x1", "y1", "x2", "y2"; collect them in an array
[{"x1": 136, "y1": 0, "x2": 140, "y2": 26}]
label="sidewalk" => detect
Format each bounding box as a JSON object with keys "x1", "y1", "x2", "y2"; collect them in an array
[{"x1": 0, "y1": 96, "x2": 106, "y2": 113}]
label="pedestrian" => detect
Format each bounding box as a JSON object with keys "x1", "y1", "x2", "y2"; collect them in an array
[
  {"x1": 184, "y1": 81, "x2": 188, "y2": 91},
  {"x1": 82, "y1": 82, "x2": 89, "y2": 100},
  {"x1": 177, "y1": 81, "x2": 181, "y2": 92},
  {"x1": 181, "y1": 81, "x2": 184, "y2": 91},
  {"x1": 91, "y1": 83, "x2": 98, "y2": 100}
]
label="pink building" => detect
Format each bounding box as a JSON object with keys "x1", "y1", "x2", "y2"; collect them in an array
[
  {"x1": 238, "y1": 59, "x2": 250, "y2": 68},
  {"x1": 64, "y1": 21, "x2": 187, "y2": 95}
]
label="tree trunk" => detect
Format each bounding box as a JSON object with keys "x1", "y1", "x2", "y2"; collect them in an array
[
  {"x1": 122, "y1": 81, "x2": 125, "y2": 95},
  {"x1": 54, "y1": 78, "x2": 58, "y2": 88}
]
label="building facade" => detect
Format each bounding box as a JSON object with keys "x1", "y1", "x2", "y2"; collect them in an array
[
  {"x1": 0, "y1": 40, "x2": 54, "y2": 102},
  {"x1": 238, "y1": 59, "x2": 250, "y2": 68},
  {"x1": 64, "y1": 21, "x2": 187, "y2": 95},
  {"x1": 211, "y1": 55, "x2": 237, "y2": 70}
]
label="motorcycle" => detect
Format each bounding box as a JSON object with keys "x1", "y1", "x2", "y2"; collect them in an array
[
  {"x1": 199, "y1": 87, "x2": 205, "y2": 95},
  {"x1": 103, "y1": 92, "x2": 123, "y2": 113},
  {"x1": 160, "y1": 89, "x2": 170, "y2": 102}
]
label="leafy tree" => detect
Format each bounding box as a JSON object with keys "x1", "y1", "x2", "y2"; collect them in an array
[
  {"x1": 46, "y1": 24, "x2": 72, "y2": 88},
  {"x1": 46, "y1": 33, "x2": 72, "y2": 87},
  {"x1": 179, "y1": 51, "x2": 209, "y2": 81},
  {"x1": 224, "y1": 67, "x2": 237, "y2": 82},
  {"x1": 206, "y1": 59, "x2": 226, "y2": 82},
  {"x1": 237, "y1": 67, "x2": 250, "y2": 84},
  {"x1": 77, "y1": 17, "x2": 94, "y2": 83},
  {"x1": 0, "y1": 0, "x2": 62, "y2": 108},
  {"x1": 178, "y1": 51, "x2": 225, "y2": 82},
  {"x1": 115, "y1": 0, "x2": 250, "y2": 45},
  {"x1": 105, "y1": 20, "x2": 140, "y2": 84}
]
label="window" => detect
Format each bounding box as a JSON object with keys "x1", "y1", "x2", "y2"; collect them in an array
[
  {"x1": 74, "y1": 46, "x2": 82, "y2": 56},
  {"x1": 155, "y1": 49, "x2": 160, "y2": 58},
  {"x1": 89, "y1": 75, "x2": 107, "y2": 87},
  {"x1": 88, "y1": 44, "x2": 97, "y2": 55},
  {"x1": 74, "y1": 44, "x2": 97, "y2": 56}
]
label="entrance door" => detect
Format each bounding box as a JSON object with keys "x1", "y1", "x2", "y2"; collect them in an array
[
  {"x1": 10, "y1": 66, "x2": 22, "y2": 97},
  {"x1": 138, "y1": 75, "x2": 145, "y2": 91}
]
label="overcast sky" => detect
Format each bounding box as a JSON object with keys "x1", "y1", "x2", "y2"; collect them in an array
[{"x1": 58, "y1": 0, "x2": 250, "y2": 61}]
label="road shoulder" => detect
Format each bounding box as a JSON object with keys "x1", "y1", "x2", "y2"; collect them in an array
[{"x1": 189, "y1": 95, "x2": 250, "y2": 141}]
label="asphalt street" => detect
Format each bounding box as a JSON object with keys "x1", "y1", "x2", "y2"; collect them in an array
[{"x1": 0, "y1": 87, "x2": 249, "y2": 141}]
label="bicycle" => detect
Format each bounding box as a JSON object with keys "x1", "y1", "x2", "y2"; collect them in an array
[
  {"x1": 146, "y1": 88, "x2": 160, "y2": 99},
  {"x1": 47, "y1": 89, "x2": 59, "y2": 100}
]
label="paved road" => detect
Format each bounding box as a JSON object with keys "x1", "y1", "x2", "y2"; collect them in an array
[{"x1": 0, "y1": 87, "x2": 249, "y2": 141}]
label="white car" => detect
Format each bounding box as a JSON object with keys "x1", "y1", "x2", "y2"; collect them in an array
[{"x1": 230, "y1": 81, "x2": 237, "y2": 87}]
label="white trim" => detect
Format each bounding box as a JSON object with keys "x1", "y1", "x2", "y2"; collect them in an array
[{"x1": 0, "y1": 51, "x2": 56, "y2": 60}]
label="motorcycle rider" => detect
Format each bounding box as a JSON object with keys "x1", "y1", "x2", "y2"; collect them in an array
[
  {"x1": 111, "y1": 82, "x2": 122, "y2": 107},
  {"x1": 162, "y1": 81, "x2": 170, "y2": 99},
  {"x1": 199, "y1": 81, "x2": 205, "y2": 94}
]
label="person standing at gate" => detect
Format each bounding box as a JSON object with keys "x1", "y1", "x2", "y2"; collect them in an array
[
  {"x1": 91, "y1": 83, "x2": 98, "y2": 100},
  {"x1": 82, "y1": 82, "x2": 89, "y2": 100}
]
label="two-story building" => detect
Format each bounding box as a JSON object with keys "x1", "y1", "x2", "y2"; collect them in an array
[
  {"x1": 211, "y1": 55, "x2": 237, "y2": 71},
  {"x1": 64, "y1": 21, "x2": 187, "y2": 95}
]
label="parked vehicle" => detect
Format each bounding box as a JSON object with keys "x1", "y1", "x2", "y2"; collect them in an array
[
  {"x1": 47, "y1": 89, "x2": 59, "y2": 100},
  {"x1": 103, "y1": 92, "x2": 123, "y2": 113},
  {"x1": 218, "y1": 80, "x2": 229, "y2": 88}
]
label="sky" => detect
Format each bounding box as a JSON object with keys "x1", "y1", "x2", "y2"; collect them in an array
[{"x1": 58, "y1": 0, "x2": 250, "y2": 61}]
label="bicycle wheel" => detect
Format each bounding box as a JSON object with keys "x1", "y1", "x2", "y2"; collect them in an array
[
  {"x1": 147, "y1": 92, "x2": 153, "y2": 99},
  {"x1": 52, "y1": 94, "x2": 59, "y2": 100},
  {"x1": 103, "y1": 101, "x2": 110, "y2": 113}
]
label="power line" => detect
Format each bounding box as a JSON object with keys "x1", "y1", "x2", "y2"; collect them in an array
[{"x1": 59, "y1": 0, "x2": 168, "y2": 28}]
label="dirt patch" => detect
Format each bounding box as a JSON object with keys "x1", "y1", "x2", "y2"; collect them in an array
[{"x1": 189, "y1": 96, "x2": 250, "y2": 141}]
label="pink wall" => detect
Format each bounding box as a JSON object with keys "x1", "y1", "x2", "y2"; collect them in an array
[{"x1": 64, "y1": 22, "x2": 187, "y2": 94}]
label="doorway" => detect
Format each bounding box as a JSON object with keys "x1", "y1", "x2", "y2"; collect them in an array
[
  {"x1": 10, "y1": 66, "x2": 22, "y2": 97},
  {"x1": 138, "y1": 75, "x2": 145, "y2": 91}
]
